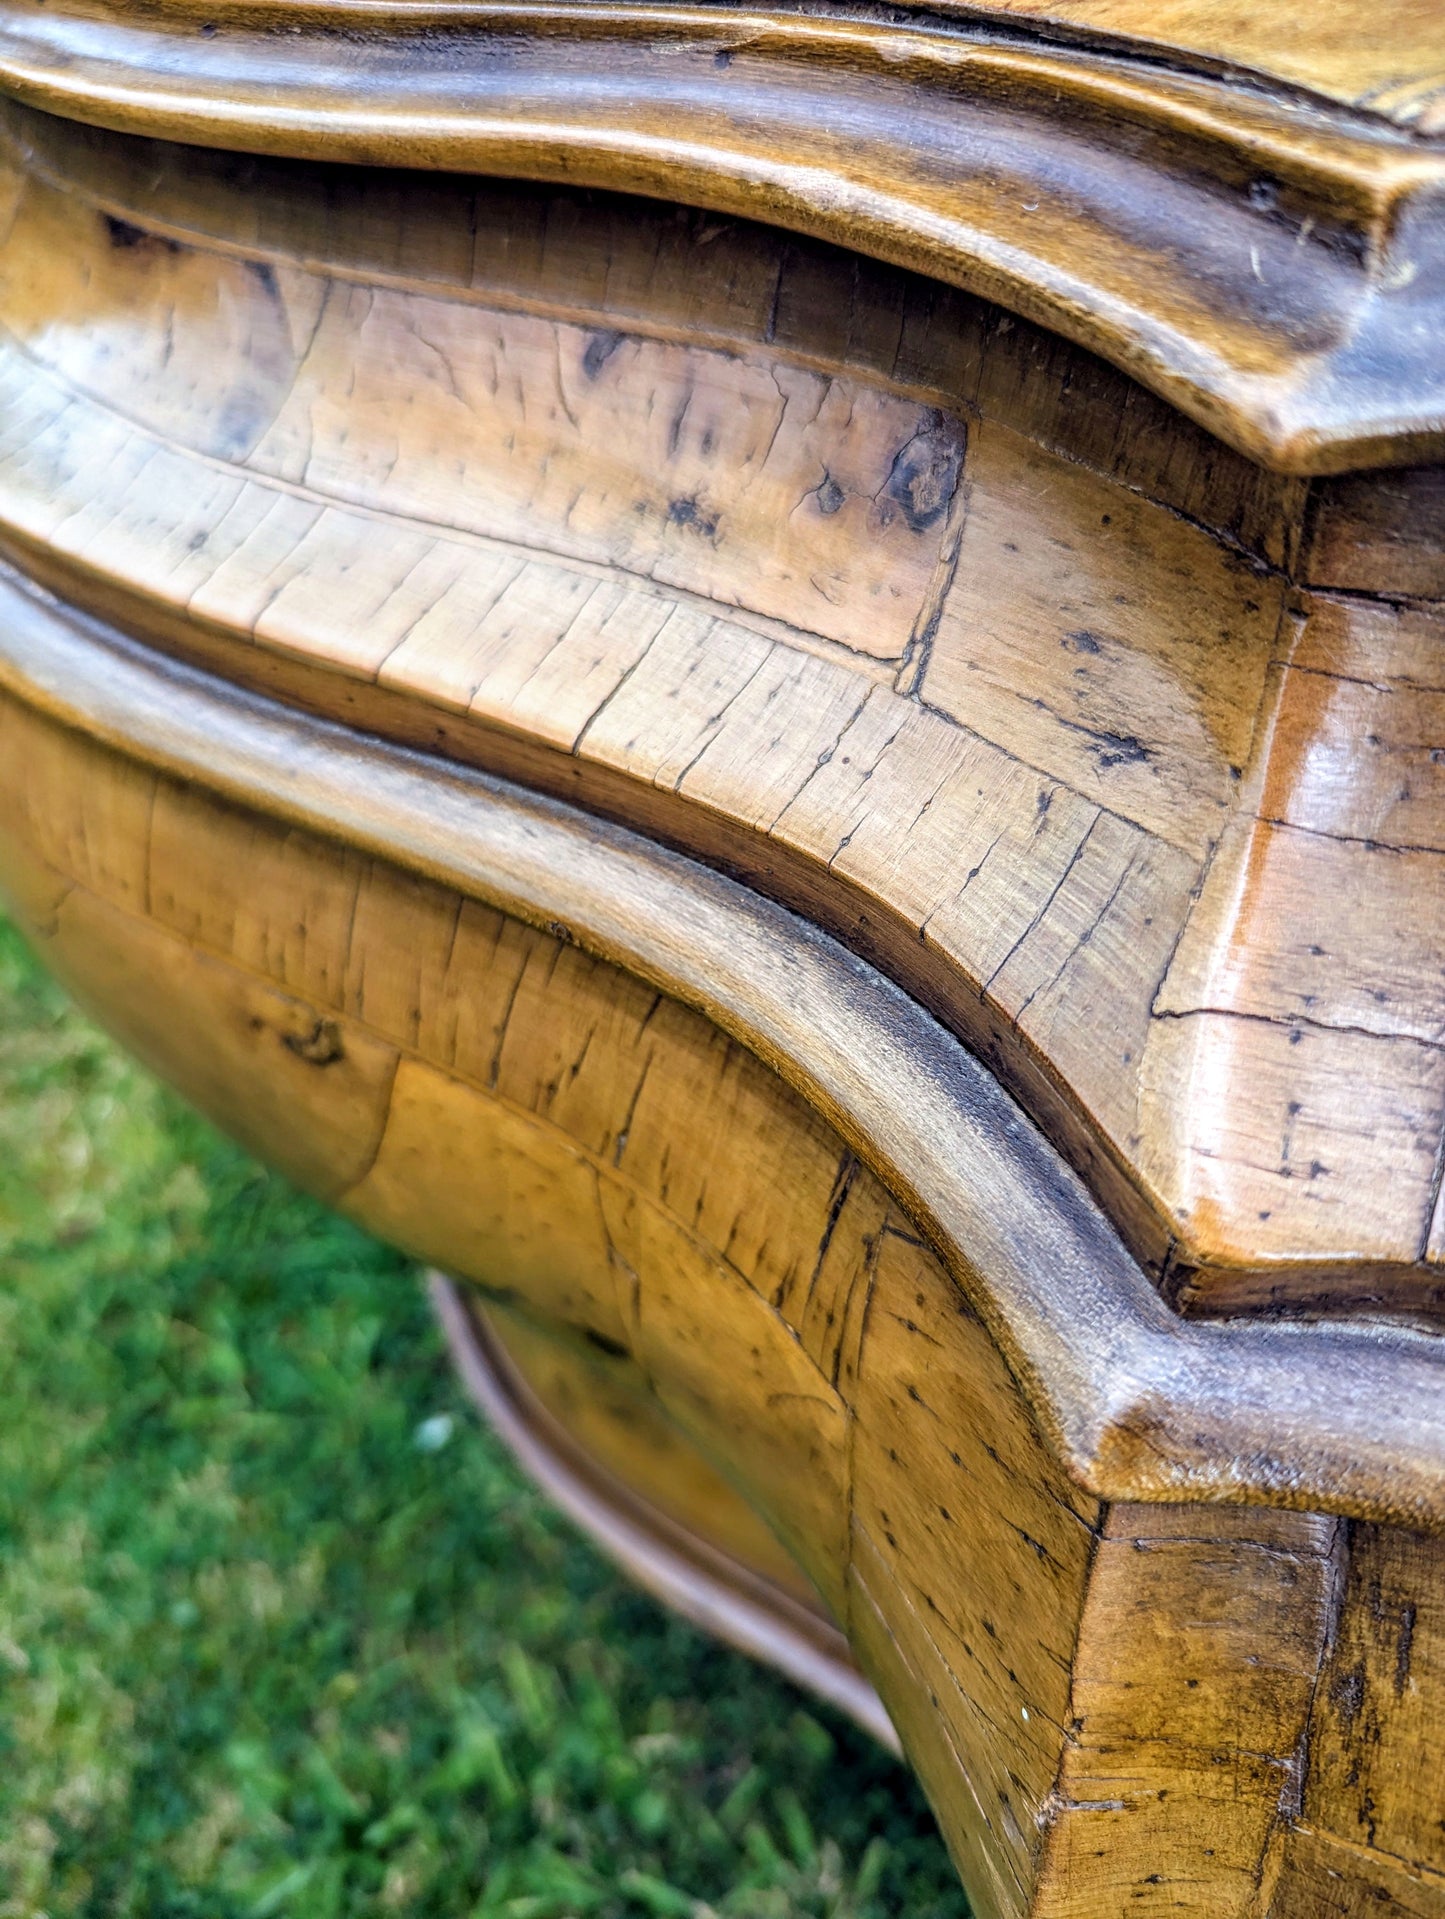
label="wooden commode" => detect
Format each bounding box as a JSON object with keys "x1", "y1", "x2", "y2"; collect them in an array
[{"x1": 0, "y1": 3, "x2": 1442, "y2": 1912}]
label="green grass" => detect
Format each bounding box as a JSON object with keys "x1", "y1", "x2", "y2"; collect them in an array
[{"x1": 0, "y1": 913, "x2": 967, "y2": 1919}]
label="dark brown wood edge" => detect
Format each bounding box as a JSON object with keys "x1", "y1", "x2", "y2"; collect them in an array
[
  {"x1": 428, "y1": 1270, "x2": 900, "y2": 1750},
  {"x1": 0, "y1": 0, "x2": 1442, "y2": 473},
  {"x1": 4, "y1": 560, "x2": 1445, "y2": 1531}
]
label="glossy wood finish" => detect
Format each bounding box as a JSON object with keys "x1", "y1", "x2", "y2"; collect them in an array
[
  {"x1": 4, "y1": 590, "x2": 1445, "y2": 1917},
  {"x1": 2, "y1": 100, "x2": 1443, "y2": 1318},
  {"x1": 2, "y1": 22, "x2": 1445, "y2": 1913},
  {"x1": 0, "y1": 3, "x2": 1442, "y2": 471},
  {"x1": 8, "y1": 564, "x2": 1445, "y2": 1531}
]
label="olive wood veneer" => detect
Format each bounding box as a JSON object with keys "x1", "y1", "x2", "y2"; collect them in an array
[{"x1": 1, "y1": 12, "x2": 1444, "y2": 1917}]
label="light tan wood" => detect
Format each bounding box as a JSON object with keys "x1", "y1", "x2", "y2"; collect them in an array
[
  {"x1": 0, "y1": 669, "x2": 1339, "y2": 1918},
  {"x1": 1, "y1": 103, "x2": 1442, "y2": 1316},
  {"x1": 0, "y1": 671, "x2": 1092, "y2": 1909},
  {"x1": 1040, "y1": 1505, "x2": 1343, "y2": 1918},
  {"x1": 7, "y1": 584, "x2": 1445, "y2": 1534},
  {"x1": 2, "y1": 41, "x2": 1444, "y2": 1918},
  {"x1": 929, "y1": 0, "x2": 1445, "y2": 128},
  {"x1": 0, "y1": 2, "x2": 1441, "y2": 472},
  {"x1": 463, "y1": 1295, "x2": 820, "y2": 1611},
  {"x1": 5, "y1": 545, "x2": 1445, "y2": 1919},
  {"x1": 430, "y1": 1276, "x2": 898, "y2": 1748}
]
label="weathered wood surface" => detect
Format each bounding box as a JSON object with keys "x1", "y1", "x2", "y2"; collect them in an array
[
  {"x1": 932, "y1": 0, "x2": 1445, "y2": 125},
  {"x1": 0, "y1": 667, "x2": 1100, "y2": 1912},
  {"x1": 1, "y1": 37, "x2": 1444, "y2": 1916},
  {"x1": 6, "y1": 572, "x2": 1445, "y2": 1534},
  {"x1": 0, "y1": 99, "x2": 1442, "y2": 1317},
  {"x1": 5, "y1": 652, "x2": 1444, "y2": 1917},
  {"x1": 0, "y1": 3, "x2": 1442, "y2": 472},
  {"x1": 432, "y1": 1277, "x2": 900, "y2": 1750}
]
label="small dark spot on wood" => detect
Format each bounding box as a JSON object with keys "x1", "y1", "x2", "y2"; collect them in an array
[
  {"x1": 585, "y1": 1327, "x2": 629, "y2": 1360},
  {"x1": 1089, "y1": 728, "x2": 1151, "y2": 770},
  {"x1": 582, "y1": 328, "x2": 623, "y2": 379},
  {"x1": 882, "y1": 413, "x2": 965, "y2": 533},
  {"x1": 1395, "y1": 1602, "x2": 1416, "y2": 1695},
  {"x1": 666, "y1": 496, "x2": 720, "y2": 540},
  {"x1": 815, "y1": 474, "x2": 846, "y2": 516},
  {"x1": 1063, "y1": 629, "x2": 1105, "y2": 654},
  {"x1": 1331, "y1": 1661, "x2": 1366, "y2": 1731},
  {"x1": 103, "y1": 213, "x2": 183, "y2": 256},
  {"x1": 103, "y1": 214, "x2": 146, "y2": 248},
  {"x1": 283, "y1": 1018, "x2": 344, "y2": 1067}
]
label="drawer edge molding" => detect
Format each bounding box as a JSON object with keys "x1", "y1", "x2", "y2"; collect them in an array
[{"x1": 1, "y1": 557, "x2": 1442, "y2": 1532}]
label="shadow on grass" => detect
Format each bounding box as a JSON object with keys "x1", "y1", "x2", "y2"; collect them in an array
[{"x1": 0, "y1": 915, "x2": 968, "y2": 1919}]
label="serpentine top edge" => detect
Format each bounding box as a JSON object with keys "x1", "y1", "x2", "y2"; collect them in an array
[{"x1": 0, "y1": 0, "x2": 1442, "y2": 471}]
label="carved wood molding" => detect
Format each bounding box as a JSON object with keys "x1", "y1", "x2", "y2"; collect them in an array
[
  {"x1": 3, "y1": 562, "x2": 1443, "y2": 1532},
  {"x1": 1, "y1": 0, "x2": 1442, "y2": 471}
]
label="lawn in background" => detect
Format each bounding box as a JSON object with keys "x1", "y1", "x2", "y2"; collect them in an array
[{"x1": 0, "y1": 913, "x2": 968, "y2": 1919}]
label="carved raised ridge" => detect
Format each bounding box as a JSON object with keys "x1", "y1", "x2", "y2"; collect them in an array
[{"x1": 0, "y1": 0, "x2": 1443, "y2": 470}]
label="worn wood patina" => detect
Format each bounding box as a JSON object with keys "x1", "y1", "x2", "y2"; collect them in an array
[{"x1": 0, "y1": 7, "x2": 1442, "y2": 1912}]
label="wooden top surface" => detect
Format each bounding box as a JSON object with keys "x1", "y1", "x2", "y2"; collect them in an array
[
  {"x1": 947, "y1": 0, "x2": 1445, "y2": 132},
  {"x1": 0, "y1": 0, "x2": 1442, "y2": 472}
]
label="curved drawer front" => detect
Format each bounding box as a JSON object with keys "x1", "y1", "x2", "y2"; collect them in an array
[
  {"x1": 3, "y1": 97, "x2": 1444, "y2": 1315},
  {"x1": 2, "y1": 65, "x2": 1445, "y2": 1919},
  {"x1": 0, "y1": 632, "x2": 1364, "y2": 1919}
]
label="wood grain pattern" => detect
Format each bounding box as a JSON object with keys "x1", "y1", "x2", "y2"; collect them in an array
[
  {"x1": 0, "y1": 3, "x2": 1441, "y2": 471},
  {"x1": 2, "y1": 102, "x2": 1442, "y2": 1317},
  {"x1": 0, "y1": 666, "x2": 1092, "y2": 1910},
  {"x1": 928, "y1": 0, "x2": 1445, "y2": 128},
  {"x1": 1039, "y1": 1506, "x2": 1342, "y2": 1918},
  {"x1": 4, "y1": 675, "x2": 1345, "y2": 1919},
  {"x1": 1305, "y1": 1525, "x2": 1445, "y2": 1877},
  {"x1": 4, "y1": 545, "x2": 1445, "y2": 1919},
  {"x1": 1259, "y1": 1521, "x2": 1445, "y2": 1919},
  {"x1": 1151, "y1": 590, "x2": 1445, "y2": 1313},
  {"x1": 1270, "y1": 1828, "x2": 1445, "y2": 1919},
  {"x1": 6, "y1": 549, "x2": 1445, "y2": 1535},
  {"x1": 2, "y1": 59, "x2": 1444, "y2": 1916}
]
